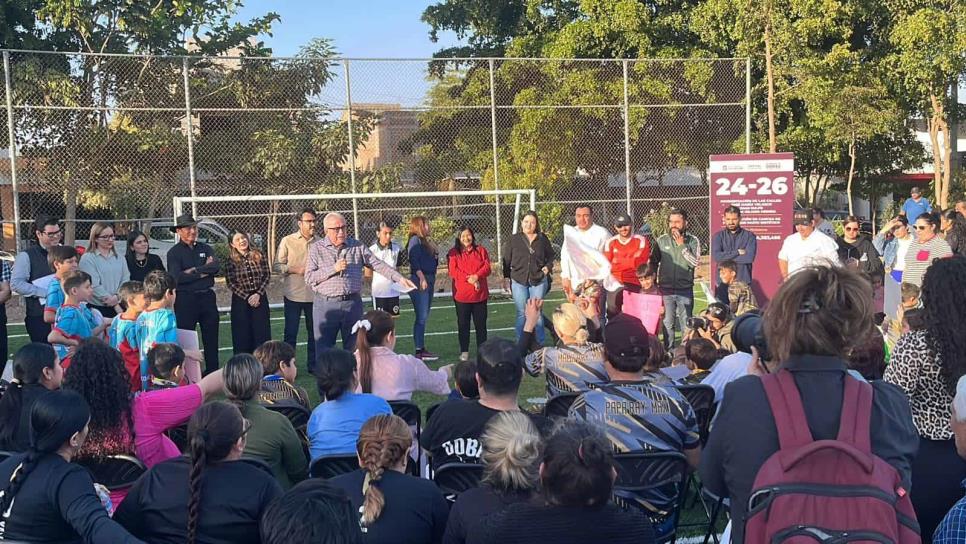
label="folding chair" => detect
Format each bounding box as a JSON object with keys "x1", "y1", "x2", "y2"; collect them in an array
[
  {"x1": 263, "y1": 401, "x2": 311, "y2": 432},
  {"x1": 165, "y1": 422, "x2": 188, "y2": 451},
  {"x1": 432, "y1": 462, "x2": 484, "y2": 502},
  {"x1": 425, "y1": 401, "x2": 443, "y2": 424},
  {"x1": 672, "y1": 384, "x2": 716, "y2": 446},
  {"x1": 389, "y1": 400, "x2": 422, "y2": 476},
  {"x1": 77, "y1": 454, "x2": 147, "y2": 491},
  {"x1": 309, "y1": 454, "x2": 359, "y2": 479},
  {"x1": 0, "y1": 450, "x2": 13, "y2": 464},
  {"x1": 611, "y1": 451, "x2": 689, "y2": 544},
  {"x1": 543, "y1": 392, "x2": 580, "y2": 419}
]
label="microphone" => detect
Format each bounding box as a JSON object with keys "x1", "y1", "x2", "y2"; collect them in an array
[{"x1": 338, "y1": 247, "x2": 347, "y2": 277}]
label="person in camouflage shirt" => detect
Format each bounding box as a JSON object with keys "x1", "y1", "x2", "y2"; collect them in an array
[{"x1": 718, "y1": 259, "x2": 758, "y2": 316}]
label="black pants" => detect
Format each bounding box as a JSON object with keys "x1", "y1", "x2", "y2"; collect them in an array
[
  {"x1": 912, "y1": 437, "x2": 966, "y2": 543},
  {"x1": 174, "y1": 289, "x2": 220, "y2": 375},
  {"x1": 283, "y1": 298, "x2": 316, "y2": 373},
  {"x1": 454, "y1": 300, "x2": 488, "y2": 353},
  {"x1": 24, "y1": 314, "x2": 50, "y2": 344},
  {"x1": 230, "y1": 294, "x2": 271, "y2": 355},
  {"x1": 0, "y1": 306, "x2": 8, "y2": 377}
]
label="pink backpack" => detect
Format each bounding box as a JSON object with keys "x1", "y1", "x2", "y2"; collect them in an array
[{"x1": 744, "y1": 370, "x2": 921, "y2": 543}]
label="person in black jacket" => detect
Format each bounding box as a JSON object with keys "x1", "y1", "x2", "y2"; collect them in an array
[
  {"x1": 502, "y1": 211, "x2": 555, "y2": 344},
  {"x1": 0, "y1": 389, "x2": 144, "y2": 543},
  {"x1": 125, "y1": 230, "x2": 165, "y2": 282},
  {"x1": 836, "y1": 215, "x2": 884, "y2": 284},
  {"x1": 0, "y1": 343, "x2": 63, "y2": 452},
  {"x1": 114, "y1": 401, "x2": 282, "y2": 544}
]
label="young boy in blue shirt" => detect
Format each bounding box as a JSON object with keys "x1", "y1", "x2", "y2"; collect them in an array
[
  {"x1": 136, "y1": 270, "x2": 203, "y2": 391},
  {"x1": 43, "y1": 245, "x2": 79, "y2": 324},
  {"x1": 48, "y1": 270, "x2": 107, "y2": 368}
]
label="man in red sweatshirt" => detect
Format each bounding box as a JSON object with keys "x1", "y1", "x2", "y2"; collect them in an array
[{"x1": 603, "y1": 214, "x2": 652, "y2": 316}]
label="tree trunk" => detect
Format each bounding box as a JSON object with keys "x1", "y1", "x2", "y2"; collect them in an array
[
  {"x1": 765, "y1": 16, "x2": 777, "y2": 154},
  {"x1": 268, "y1": 200, "x2": 279, "y2": 267},
  {"x1": 846, "y1": 140, "x2": 857, "y2": 216},
  {"x1": 64, "y1": 177, "x2": 78, "y2": 246},
  {"x1": 928, "y1": 94, "x2": 951, "y2": 209}
]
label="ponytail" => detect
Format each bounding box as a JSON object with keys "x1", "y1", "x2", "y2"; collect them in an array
[
  {"x1": 354, "y1": 311, "x2": 395, "y2": 394},
  {"x1": 0, "y1": 344, "x2": 58, "y2": 448},
  {"x1": 185, "y1": 402, "x2": 246, "y2": 544},
  {"x1": 356, "y1": 415, "x2": 410, "y2": 527},
  {"x1": 0, "y1": 384, "x2": 25, "y2": 449}
]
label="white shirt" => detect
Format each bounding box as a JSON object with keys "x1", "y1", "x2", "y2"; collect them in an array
[
  {"x1": 894, "y1": 236, "x2": 913, "y2": 272},
  {"x1": 368, "y1": 241, "x2": 401, "y2": 298},
  {"x1": 560, "y1": 223, "x2": 611, "y2": 280},
  {"x1": 778, "y1": 229, "x2": 840, "y2": 276}
]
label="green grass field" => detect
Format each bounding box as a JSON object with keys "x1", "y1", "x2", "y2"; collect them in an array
[{"x1": 6, "y1": 287, "x2": 710, "y2": 414}]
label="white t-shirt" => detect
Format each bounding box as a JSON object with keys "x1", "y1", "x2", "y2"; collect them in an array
[
  {"x1": 368, "y1": 241, "x2": 401, "y2": 298},
  {"x1": 560, "y1": 223, "x2": 611, "y2": 280},
  {"x1": 894, "y1": 236, "x2": 913, "y2": 272},
  {"x1": 778, "y1": 229, "x2": 840, "y2": 276}
]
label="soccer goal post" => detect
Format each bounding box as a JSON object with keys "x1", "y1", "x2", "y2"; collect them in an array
[{"x1": 172, "y1": 188, "x2": 537, "y2": 265}]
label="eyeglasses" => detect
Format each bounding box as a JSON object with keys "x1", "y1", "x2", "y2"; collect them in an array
[
  {"x1": 915, "y1": 225, "x2": 930, "y2": 231},
  {"x1": 241, "y1": 418, "x2": 253, "y2": 436},
  {"x1": 42, "y1": 230, "x2": 62, "y2": 237},
  {"x1": 96, "y1": 234, "x2": 116, "y2": 240},
  {"x1": 326, "y1": 225, "x2": 347, "y2": 232},
  {"x1": 843, "y1": 227, "x2": 859, "y2": 232}
]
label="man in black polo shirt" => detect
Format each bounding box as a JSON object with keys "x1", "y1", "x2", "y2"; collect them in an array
[
  {"x1": 11, "y1": 216, "x2": 62, "y2": 343},
  {"x1": 421, "y1": 337, "x2": 551, "y2": 471},
  {"x1": 166, "y1": 215, "x2": 221, "y2": 375}
]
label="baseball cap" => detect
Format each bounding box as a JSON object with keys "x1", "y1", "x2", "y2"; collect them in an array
[
  {"x1": 604, "y1": 313, "x2": 651, "y2": 360},
  {"x1": 476, "y1": 338, "x2": 523, "y2": 391},
  {"x1": 793, "y1": 209, "x2": 813, "y2": 226},
  {"x1": 911, "y1": 187, "x2": 921, "y2": 195},
  {"x1": 614, "y1": 214, "x2": 632, "y2": 227}
]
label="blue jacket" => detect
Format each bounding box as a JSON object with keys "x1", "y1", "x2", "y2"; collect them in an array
[
  {"x1": 711, "y1": 227, "x2": 757, "y2": 284},
  {"x1": 873, "y1": 231, "x2": 904, "y2": 270},
  {"x1": 407, "y1": 236, "x2": 439, "y2": 277}
]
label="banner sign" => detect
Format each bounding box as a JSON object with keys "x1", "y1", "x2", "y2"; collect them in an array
[{"x1": 709, "y1": 153, "x2": 795, "y2": 305}]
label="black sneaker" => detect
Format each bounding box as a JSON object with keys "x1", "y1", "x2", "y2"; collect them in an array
[{"x1": 416, "y1": 349, "x2": 440, "y2": 361}]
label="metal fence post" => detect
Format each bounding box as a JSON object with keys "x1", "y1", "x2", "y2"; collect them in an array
[
  {"x1": 343, "y1": 59, "x2": 360, "y2": 240},
  {"x1": 623, "y1": 59, "x2": 632, "y2": 215},
  {"x1": 182, "y1": 57, "x2": 198, "y2": 218},
  {"x1": 3, "y1": 52, "x2": 21, "y2": 251},
  {"x1": 489, "y1": 59, "x2": 503, "y2": 265},
  {"x1": 746, "y1": 57, "x2": 752, "y2": 154}
]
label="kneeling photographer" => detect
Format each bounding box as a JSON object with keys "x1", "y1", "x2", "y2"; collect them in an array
[{"x1": 684, "y1": 302, "x2": 736, "y2": 353}]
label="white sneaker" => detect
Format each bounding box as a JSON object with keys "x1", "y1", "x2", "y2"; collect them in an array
[{"x1": 459, "y1": 352, "x2": 469, "y2": 362}]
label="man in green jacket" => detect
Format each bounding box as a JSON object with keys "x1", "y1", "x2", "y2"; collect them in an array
[{"x1": 656, "y1": 209, "x2": 701, "y2": 347}]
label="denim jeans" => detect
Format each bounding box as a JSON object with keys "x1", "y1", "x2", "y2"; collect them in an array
[
  {"x1": 283, "y1": 297, "x2": 316, "y2": 373},
  {"x1": 662, "y1": 287, "x2": 694, "y2": 347},
  {"x1": 408, "y1": 274, "x2": 435, "y2": 350},
  {"x1": 512, "y1": 280, "x2": 551, "y2": 343}
]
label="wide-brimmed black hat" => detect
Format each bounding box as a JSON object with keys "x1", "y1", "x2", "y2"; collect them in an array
[{"x1": 170, "y1": 214, "x2": 199, "y2": 232}]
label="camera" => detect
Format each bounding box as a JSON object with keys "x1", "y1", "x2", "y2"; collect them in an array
[
  {"x1": 732, "y1": 311, "x2": 770, "y2": 361},
  {"x1": 686, "y1": 316, "x2": 709, "y2": 331}
]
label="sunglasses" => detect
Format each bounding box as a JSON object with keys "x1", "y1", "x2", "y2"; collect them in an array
[
  {"x1": 915, "y1": 225, "x2": 931, "y2": 231},
  {"x1": 843, "y1": 227, "x2": 859, "y2": 232}
]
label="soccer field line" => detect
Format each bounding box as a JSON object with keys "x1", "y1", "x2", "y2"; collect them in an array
[{"x1": 3, "y1": 290, "x2": 709, "y2": 340}]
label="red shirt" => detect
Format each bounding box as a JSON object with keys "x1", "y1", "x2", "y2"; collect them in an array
[
  {"x1": 447, "y1": 245, "x2": 491, "y2": 303},
  {"x1": 604, "y1": 234, "x2": 651, "y2": 286}
]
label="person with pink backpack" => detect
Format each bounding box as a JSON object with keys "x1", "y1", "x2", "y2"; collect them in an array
[{"x1": 699, "y1": 265, "x2": 920, "y2": 544}]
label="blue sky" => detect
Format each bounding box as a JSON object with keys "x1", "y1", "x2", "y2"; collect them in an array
[{"x1": 233, "y1": 1, "x2": 461, "y2": 58}]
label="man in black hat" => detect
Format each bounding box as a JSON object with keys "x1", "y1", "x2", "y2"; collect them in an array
[
  {"x1": 603, "y1": 213, "x2": 652, "y2": 315},
  {"x1": 777, "y1": 208, "x2": 840, "y2": 279},
  {"x1": 569, "y1": 313, "x2": 701, "y2": 473},
  {"x1": 166, "y1": 214, "x2": 222, "y2": 375}
]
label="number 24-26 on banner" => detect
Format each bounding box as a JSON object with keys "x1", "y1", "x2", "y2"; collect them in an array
[{"x1": 714, "y1": 176, "x2": 789, "y2": 196}]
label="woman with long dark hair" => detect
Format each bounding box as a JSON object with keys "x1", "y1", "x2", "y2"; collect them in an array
[
  {"x1": 886, "y1": 256, "x2": 966, "y2": 541},
  {"x1": 124, "y1": 230, "x2": 165, "y2": 283},
  {"x1": 406, "y1": 216, "x2": 439, "y2": 361},
  {"x1": 471, "y1": 420, "x2": 654, "y2": 544},
  {"x1": 64, "y1": 338, "x2": 225, "y2": 505},
  {"x1": 225, "y1": 232, "x2": 271, "y2": 354},
  {"x1": 114, "y1": 401, "x2": 282, "y2": 544},
  {"x1": 354, "y1": 309, "x2": 451, "y2": 401},
  {"x1": 0, "y1": 390, "x2": 143, "y2": 543},
  {"x1": 903, "y1": 212, "x2": 953, "y2": 287},
  {"x1": 447, "y1": 226, "x2": 491, "y2": 361},
  {"x1": 0, "y1": 343, "x2": 63, "y2": 452},
  {"x1": 941, "y1": 209, "x2": 966, "y2": 256},
  {"x1": 502, "y1": 211, "x2": 555, "y2": 344},
  {"x1": 329, "y1": 414, "x2": 449, "y2": 544}
]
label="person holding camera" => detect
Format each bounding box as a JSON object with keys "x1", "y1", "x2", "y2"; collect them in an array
[
  {"x1": 699, "y1": 266, "x2": 918, "y2": 544},
  {"x1": 684, "y1": 302, "x2": 736, "y2": 354}
]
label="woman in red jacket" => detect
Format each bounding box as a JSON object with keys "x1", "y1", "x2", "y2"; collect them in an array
[{"x1": 447, "y1": 226, "x2": 491, "y2": 362}]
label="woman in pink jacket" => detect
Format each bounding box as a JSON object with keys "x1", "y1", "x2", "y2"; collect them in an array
[
  {"x1": 354, "y1": 310, "x2": 452, "y2": 401},
  {"x1": 447, "y1": 226, "x2": 492, "y2": 362}
]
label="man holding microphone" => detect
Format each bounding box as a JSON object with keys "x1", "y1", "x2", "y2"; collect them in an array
[{"x1": 306, "y1": 212, "x2": 416, "y2": 355}]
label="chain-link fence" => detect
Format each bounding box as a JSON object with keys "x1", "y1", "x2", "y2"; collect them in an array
[{"x1": 1, "y1": 50, "x2": 749, "y2": 256}]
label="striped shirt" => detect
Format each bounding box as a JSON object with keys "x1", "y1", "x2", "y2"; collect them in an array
[
  {"x1": 305, "y1": 237, "x2": 402, "y2": 298},
  {"x1": 902, "y1": 236, "x2": 952, "y2": 287},
  {"x1": 524, "y1": 342, "x2": 608, "y2": 397}
]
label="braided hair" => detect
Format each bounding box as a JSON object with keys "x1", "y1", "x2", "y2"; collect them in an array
[
  {"x1": 0, "y1": 390, "x2": 90, "y2": 532},
  {"x1": 0, "y1": 344, "x2": 59, "y2": 448},
  {"x1": 356, "y1": 415, "x2": 411, "y2": 527},
  {"x1": 186, "y1": 401, "x2": 246, "y2": 544}
]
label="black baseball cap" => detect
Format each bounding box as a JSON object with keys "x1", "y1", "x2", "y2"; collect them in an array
[
  {"x1": 604, "y1": 313, "x2": 651, "y2": 360},
  {"x1": 793, "y1": 209, "x2": 813, "y2": 226},
  {"x1": 614, "y1": 214, "x2": 632, "y2": 227}
]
